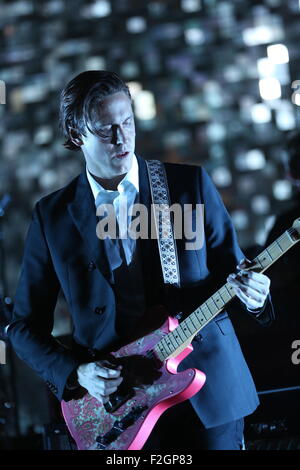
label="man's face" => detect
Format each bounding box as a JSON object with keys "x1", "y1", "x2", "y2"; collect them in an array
[{"x1": 80, "y1": 91, "x2": 136, "y2": 179}]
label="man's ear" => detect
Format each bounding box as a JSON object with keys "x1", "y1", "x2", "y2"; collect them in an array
[{"x1": 69, "y1": 127, "x2": 83, "y2": 147}]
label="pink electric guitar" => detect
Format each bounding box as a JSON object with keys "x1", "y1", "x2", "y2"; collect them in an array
[{"x1": 61, "y1": 218, "x2": 300, "y2": 450}]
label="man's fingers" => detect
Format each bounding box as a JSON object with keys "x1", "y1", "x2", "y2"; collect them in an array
[
  {"x1": 90, "y1": 375, "x2": 123, "y2": 402},
  {"x1": 228, "y1": 270, "x2": 270, "y2": 289},
  {"x1": 228, "y1": 274, "x2": 268, "y2": 298},
  {"x1": 228, "y1": 273, "x2": 267, "y2": 308},
  {"x1": 94, "y1": 361, "x2": 122, "y2": 378},
  {"x1": 236, "y1": 259, "x2": 271, "y2": 288},
  {"x1": 236, "y1": 257, "x2": 253, "y2": 269},
  {"x1": 237, "y1": 284, "x2": 264, "y2": 303},
  {"x1": 97, "y1": 376, "x2": 123, "y2": 392},
  {"x1": 232, "y1": 273, "x2": 268, "y2": 294},
  {"x1": 235, "y1": 287, "x2": 263, "y2": 309},
  {"x1": 239, "y1": 270, "x2": 270, "y2": 286}
]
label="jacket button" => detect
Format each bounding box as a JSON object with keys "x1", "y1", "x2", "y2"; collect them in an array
[
  {"x1": 88, "y1": 348, "x2": 96, "y2": 358},
  {"x1": 88, "y1": 261, "x2": 96, "y2": 271},
  {"x1": 94, "y1": 306, "x2": 105, "y2": 315}
]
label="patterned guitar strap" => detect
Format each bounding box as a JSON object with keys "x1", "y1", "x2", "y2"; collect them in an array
[{"x1": 145, "y1": 159, "x2": 181, "y2": 290}]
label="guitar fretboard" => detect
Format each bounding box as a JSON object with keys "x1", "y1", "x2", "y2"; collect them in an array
[{"x1": 154, "y1": 225, "x2": 299, "y2": 361}]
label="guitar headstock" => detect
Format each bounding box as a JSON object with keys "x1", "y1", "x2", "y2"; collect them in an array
[{"x1": 292, "y1": 217, "x2": 300, "y2": 240}]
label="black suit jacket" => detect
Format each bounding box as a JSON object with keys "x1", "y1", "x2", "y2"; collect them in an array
[{"x1": 7, "y1": 156, "x2": 274, "y2": 428}]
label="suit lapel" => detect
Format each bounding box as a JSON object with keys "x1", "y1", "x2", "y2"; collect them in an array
[
  {"x1": 67, "y1": 172, "x2": 114, "y2": 285},
  {"x1": 137, "y1": 155, "x2": 151, "y2": 215}
]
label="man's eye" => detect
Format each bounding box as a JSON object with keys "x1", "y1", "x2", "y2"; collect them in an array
[{"x1": 99, "y1": 128, "x2": 111, "y2": 135}]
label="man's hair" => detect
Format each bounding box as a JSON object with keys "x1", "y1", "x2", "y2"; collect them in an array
[{"x1": 59, "y1": 70, "x2": 132, "y2": 151}]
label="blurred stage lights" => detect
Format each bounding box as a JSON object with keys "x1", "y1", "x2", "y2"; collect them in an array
[
  {"x1": 251, "y1": 195, "x2": 270, "y2": 215},
  {"x1": 235, "y1": 149, "x2": 266, "y2": 171},
  {"x1": 184, "y1": 27, "x2": 205, "y2": 46},
  {"x1": 127, "y1": 81, "x2": 143, "y2": 99},
  {"x1": 181, "y1": 95, "x2": 210, "y2": 122},
  {"x1": 267, "y1": 44, "x2": 289, "y2": 64},
  {"x1": 39, "y1": 170, "x2": 58, "y2": 189},
  {"x1": 209, "y1": 143, "x2": 225, "y2": 160},
  {"x1": 0, "y1": 0, "x2": 34, "y2": 17},
  {"x1": 34, "y1": 126, "x2": 53, "y2": 146},
  {"x1": 254, "y1": 227, "x2": 268, "y2": 246},
  {"x1": 203, "y1": 81, "x2": 224, "y2": 108},
  {"x1": 127, "y1": 17, "x2": 147, "y2": 34},
  {"x1": 257, "y1": 57, "x2": 275, "y2": 78},
  {"x1": 120, "y1": 61, "x2": 139, "y2": 79},
  {"x1": 273, "y1": 180, "x2": 292, "y2": 200},
  {"x1": 275, "y1": 101, "x2": 296, "y2": 131},
  {"x1": 148, "y1": 2, "x2": 166, "y2": 16},
  {"x1": 133, "y1": 90, "x2": 156, "y2": 120},
  {"x1": 211, "y1": 166, "x2": 232, "y2": 187},
  {"x1": 243, "y1": 25, "x2": 283, "y2": 47},
  {"x1": 181, "y1": 0, "x2": 202, "y2": 12},
  {"x1": 84, "y1": 56, "x2": 106, "y2": 70},
  {"x1": 206, "y1": 122, "x2": 226, "y2": 142},
  {"x1": 163, "y1": 129, "x2": 192, "y2": 148},
  {"x1": 256, "y1": 57, "x2": 290, "y2": 86},
  {"x1": 231, "y1": 210, "x2": 249, "y2": 230},
  {"x1": 251, "y1": 103, "x2": 271, "y2": 123},
  {"x1": 83, "y1": 0, "x2": 111, "y2": 18},
  {"x1": 237, "y1": 176, "x2": 256, "y2": 194},
  {"x1": 245, "y1": 149, "x2": 266, "y2": 170},
  {"x1": 43, "y1": 0, "x2": 64, "y2": 15},
  {"x1": 259, "y1": 77, "x2": 281, "y2": 100}
]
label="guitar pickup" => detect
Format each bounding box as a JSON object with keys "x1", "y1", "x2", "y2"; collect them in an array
[
  {"x1": 104, "y1": 387, "x2": 135, "y2": 413},
  {"x1": 116, "y1": 405, "x2": 148, "y2": 430}
]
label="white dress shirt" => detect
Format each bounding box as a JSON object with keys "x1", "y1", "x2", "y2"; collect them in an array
[{"x1": 86, "y1": 154, "x2": 139, "y2": 266}]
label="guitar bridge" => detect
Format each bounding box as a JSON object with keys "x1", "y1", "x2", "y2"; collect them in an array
[{"x1": 96, "y1": 405, "x2": 148, "y2": 448}]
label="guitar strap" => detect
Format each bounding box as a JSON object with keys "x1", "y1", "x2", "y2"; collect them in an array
[{"x1": 145, "y1": 159, "x2": 181, "y2": 288}]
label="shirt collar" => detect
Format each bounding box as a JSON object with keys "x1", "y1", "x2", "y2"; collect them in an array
[{"x1": 86, "y1": 153, "x2": 139, "y2": 203}]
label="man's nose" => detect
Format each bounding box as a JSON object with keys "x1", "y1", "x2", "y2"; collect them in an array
[{"x1": 112, "y1": 125, "x2": 125, "y2": 145}]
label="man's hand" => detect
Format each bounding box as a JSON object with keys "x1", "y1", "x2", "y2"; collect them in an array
[
  {"x1": 77, "y1": 360, "x2": 123, "y2": 404},
  {"x1": 226, "y1": 258, "x2": 271, "y2": 311}
]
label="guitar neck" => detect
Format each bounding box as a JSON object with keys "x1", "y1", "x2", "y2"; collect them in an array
[{"x1": 154, "y1": 224, "x2": 300, "y2": 361}]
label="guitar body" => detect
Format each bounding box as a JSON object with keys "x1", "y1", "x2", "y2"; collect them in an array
[{"x1": 61, "y1": 316, "x2": 206, "y2": 450}]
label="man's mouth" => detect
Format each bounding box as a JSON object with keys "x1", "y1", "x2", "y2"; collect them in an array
[{"x1": 115, "y1": 151, "x2": 129, "y2": 159}]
